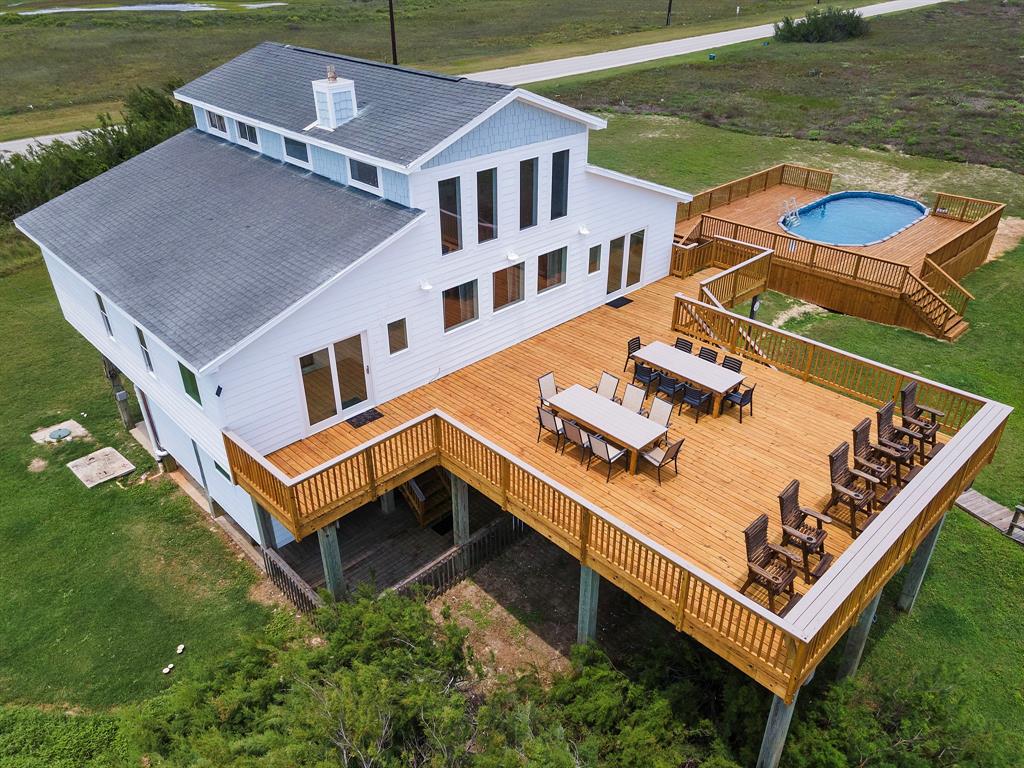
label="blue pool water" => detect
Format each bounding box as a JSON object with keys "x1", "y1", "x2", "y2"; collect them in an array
[{"x1": 780, "y1": 191, "x2": 928, "y2": 247}]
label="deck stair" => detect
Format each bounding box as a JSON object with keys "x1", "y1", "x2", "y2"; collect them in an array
[
  {"x1": 400, "y1": 468, "x2": 451, "y2": 528},
  {"x1": 901, "y1": 273, "x2": 969, "y2": 341}
]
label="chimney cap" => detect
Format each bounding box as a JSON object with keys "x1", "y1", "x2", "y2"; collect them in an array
[{"x1": 326, "y1": 64, "x2": 337, "y2": 83}]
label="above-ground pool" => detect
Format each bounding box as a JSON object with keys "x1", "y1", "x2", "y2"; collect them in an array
[{"x1": 779, "y1": 191, "x2": 928, "y2": 247}]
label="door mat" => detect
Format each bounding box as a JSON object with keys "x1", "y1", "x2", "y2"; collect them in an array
[
  {"x1": 605, "y1": 297, "x2": 633, "y2": 309},
  {"x1": 347, "y1": 408, "x2": 384, "y2": 428}
]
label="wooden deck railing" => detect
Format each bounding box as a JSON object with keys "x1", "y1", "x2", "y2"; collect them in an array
[
  {"x1": 919, "y1": 258, "x2": 974, "y2": 316},
  {"x1": 676, "y1": 163, "x2": 833, "y2": 223},
  {"x1": 931, "y1": 193, "x2": 1003, "y2": 223},
  {"x1": 925, "y1": 197, "x2": 1005, "y2": 280},
  {"x1": 671, "y1": 235, "x2": 764, "y2": 278},
  {"x1": 902, "y1": 273, "x2": 963, "y2": 336},
  {"x1": 697, "y1": 247, "x2": 772, "y2": 309}
]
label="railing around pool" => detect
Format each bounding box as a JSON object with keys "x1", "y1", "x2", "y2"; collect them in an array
[{"x1": 676, "y1": 163, "x2": 833, "y2": 224}]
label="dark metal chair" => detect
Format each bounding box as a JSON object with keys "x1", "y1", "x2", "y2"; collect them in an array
[
  {"x1": 682, "y1": 383, "x2": 712, "y2": 422},
  {"x1": 721, "y1": 355, "x2": 742, "y2": 373},
  {"x1": 778, "y1": 480, "x2": 833, "y2": 582},
  {"x1": 876, "y1": 401, "x2": 919, "y2": 485},
  {"x1": 623, "y1": 336, "x2": 642, "y2": 372},
  {"x1": 674, "y1": 337, "x2": 693, "y2": 354},
  {"x1": 561, "y1": 421, "x2": 591, "y2": 464},
  {"x1": 657, "y1": 374, "x2": 686, "y2": 411},
  {"x1": 632, "y1": 363, "x2": 660, "y2": 396},
  {"x1": 724, "y1": 383, "x2": 755, "y2": 423},
  {"x1": 641, "y1": 437, "x2": 684, "y2": 485},
  {"x1": 900, "y1": 381, "x2": 942, "y2": 461},
  {"x1": 698, "y1": 347, "x2": 719, "y2": 364},
  {"x1": 741, "y1": 514, "x2": 799, "y2": 615},
  {"x1": 827, "y1": 442, "x2": 878, "y2": 537},
  {"x1": 587, "y1": 435, "x2": 628, "y2": 482},
  {"x1": 536, "y1": 407, "x2": 564, "y2": 451}
]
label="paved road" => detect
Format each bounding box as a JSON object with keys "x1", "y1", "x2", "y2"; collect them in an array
[
  {"x1": 467, "y1": 0, "x2": 951, "y2": 85},
  {"x1": 0, "y1": 130, "x2": 87, "y2": 158}
]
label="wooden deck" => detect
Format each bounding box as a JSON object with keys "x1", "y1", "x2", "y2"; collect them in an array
[
  {"x1": 268, "y1": 270, "x2": 896, "y2": 600},
  {"x1": 675, "y1": 185, "x2": 973, "y2": 276}
]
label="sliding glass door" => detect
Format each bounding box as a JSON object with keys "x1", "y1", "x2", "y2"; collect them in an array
[
  {"x1": 606, "y1": 228, "x2": 645, "y2": 296},
  {"x1": 299, "y1": 333, "x2": 369, "y2": 427}
]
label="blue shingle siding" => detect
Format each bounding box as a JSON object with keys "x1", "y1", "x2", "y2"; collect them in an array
[
  {"x1": 311, "y1": 145, "x2": 349, "y2": 184},
  {"x1": 331, "y1": 88, "x2": 356, "y2": 123},
  {"x1": 258, "y1": 127, "x2": 284, "y2": 161},
  {"x1": 193, "y1": 105, "x2": 208, "y2": 131},
  {"x1": 423, "y1": 101, "x2": 586, "y2": 169},
  {"x1": 314, "y1": 91, "x2": 329, "y2": 125},
  {"x1": 381, "y1": 168, "x2": 410, "y2": 207}
]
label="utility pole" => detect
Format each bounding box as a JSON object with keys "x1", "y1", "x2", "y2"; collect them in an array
[
  {"x1": 388, "y1": 0, "x2": 399, "y2": 65},
  {"x1": 665, "y1": 0, "x2": 673, "y2": 26}
]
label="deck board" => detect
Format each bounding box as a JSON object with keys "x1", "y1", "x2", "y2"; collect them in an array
[{"x1": 266, "y1": 269, "x2": 920, "y2": 606}]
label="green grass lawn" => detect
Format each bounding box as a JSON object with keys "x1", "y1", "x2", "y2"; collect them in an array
[
  {"x1": 535, "y1": 0, "x2": 1024, "y2": 174},
  {"x1": 0, "y1": 262, "x2": 269, "y2": 708}
]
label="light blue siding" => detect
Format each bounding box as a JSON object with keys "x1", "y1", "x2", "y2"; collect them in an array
[
  {"x1": 381, "y1": 168, "x2": 411, "y2": 207},
  {"x1": 314, "y1": 91, "x2": 329, "y2": 125},
  {"x1": 258, "y1": 128, "x2": 284, "y2": 161},
  {"x1": 192, "y1": 105, "x2": 208, "y2": 131},
  {"x1": 423, "y1": 100, "x2": 586, "y2": 169},
  {"x1": 331, "y1": 88, "x2": 356, "y2": 123},
  {"x1": 311, "y1": 145, "x2": 348, "y2": 184},
  {"x1": 227, "y1": 117, "x2": 239, "y2": 142}
]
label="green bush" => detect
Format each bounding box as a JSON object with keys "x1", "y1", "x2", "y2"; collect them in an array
[{"x1": 774, "y1": 7, "x2": 869, "y2": 43}]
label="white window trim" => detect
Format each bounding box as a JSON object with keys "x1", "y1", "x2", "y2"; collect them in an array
[
  {"x1": 536, "y1": 247, "x2": 569, "y2": 295},
  {"x1": 441, "y1": 281, "x2": 480, "y2": 334},
  {"x1": 349, "y1": 176, "x2": 381, "y2": 195},
  {"x1": 282, "y1": 137, "x2": 312, "y2": 169},
  {"x1": 386, "y1": 319, "x2": 409, "y2": 357},
  {"x1": 587, "y1": 243, "x2": 603, "y2": 276},
  {"x1": 348, "y1": 159, "x2": 382, "y2": 195},
  {"x1": 491, "y1": 264, "x2": 526, "y2": 314},
  {"x1": 206, "y1": 110, "x2": 227, "y2": 135},
  {"x1": 235, "y1": 119, "x2": 260, "y2": 148},
  {"x1": 179, "y1": 363, "x2": 204, "y2": 410}
]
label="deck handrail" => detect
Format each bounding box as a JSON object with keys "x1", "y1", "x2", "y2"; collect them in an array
[
  {"x1": 931, "y1": 192, "x2": 1003, "y2": 223},
  {"x1": 676, "y1": 163, "x2": 833, "y2": 223},
  {"x1": 924, "y1": 200, "x2": 1005, "y2": 276},
  {"x1": 698, "y1": 247, "x2": 772, "y2": 309},
  {"x1": 920, "y1": 257, "x2": 975, "y2": 315}
]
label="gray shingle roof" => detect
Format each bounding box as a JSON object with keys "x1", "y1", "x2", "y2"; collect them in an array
[
  {"x1": 176, "y1": 42, "x2": 514, "y2": 167},
  {"x1": 16, "y1": 130, "x2": 423, "y2": 369}
]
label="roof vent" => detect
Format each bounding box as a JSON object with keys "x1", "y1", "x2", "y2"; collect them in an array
[{"x1": 312, "y1": 65, "x2": 356, "y2": 130}]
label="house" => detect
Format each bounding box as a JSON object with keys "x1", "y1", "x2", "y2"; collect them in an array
[{"x1": 15, "y1": 42, "x2": 690, "y2": 549}]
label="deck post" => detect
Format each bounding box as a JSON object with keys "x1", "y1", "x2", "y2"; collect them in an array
[
  {"x1": 101, "y1": 355, "x2": 135, "y2": 431},
  {"x1": 380, "y1": 490, "x2": 396, "y2": 516},
  {"x1": 576, "y1": 565, "x2": 600, "y2": 644},
  {"x1": 252, "y1": 500, "x2": 277, "y2": 550},
  {"x1": 756, "y1": 669, "x2": 813, "y2": 768},
  {"x1": 450, "y1": 473, "x2": 470, "y2": 546},
  {"x1": 897, "y1": 513, "x2": 946, "y2": 612},
  {"x1": 317, "y1": 522, "x2": 346, "y2": 601},
  {"x1": 836, "y1": 591, "x2": 882, "y2": 681}
]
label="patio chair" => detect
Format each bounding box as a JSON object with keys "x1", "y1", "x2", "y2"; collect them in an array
[
  {"x1": 827, "y1": 442, "x2": 878, "y2": 537},
  {"x1": 621, "y1": 383, "x2": 647, "y2": 415},
  {"x1": 741, "y1": 514, "x2": 799, "y2": 615},
  {"x1": 592, "y1": 371, "x2": 622, "y2": 403},
  {"x1": 537, "y1": 371, "x2": 562, "y2": 407},
  {"x1": 587, "y1": 435, "x2": 628, "y2": 482},
  {"x1": 641, "y1": 437, "x2": 684, "y2": 485},
  {"x1": 681, "y1": 383, "x2": 713, "y2": 422},
  {"x1": 632, "y1": 363, "x2": 660, "y2": 396},
  {"x1": 698, "y1": 347, "x2": 719, "y2": 364},
  {"x1": 876, "y1": 401, "x2": 919, "y2": 484},
  {"x1": 724, "y1": 383, "x2": 755, "y2": 423},
  {"x1": 656, "y1": 374, "x2": 686, "y2": 411},
  {"x1": 778, "y1": 479, "x2": 834, "y2": 582},
  {"x1": 674, "y1": 337, "x2": 693, "y2": 354},
  {"x1": 647, "y1": 396, "x2": 674, "y2": 434},
  {"x1": 561, "y1": 420, "x2": 591, "y2": 464},
  {"x1": 623, "y1": 336, "x2": 642, "y2": 372},
  {"x1": 852, "y1": 418, "x2": 898, "y2": 505},
  {"x1": 900, "y1": 381, "x2": 941, "y2": 461},
  {"x1": 721, "y1": 355, "x2": 742, "y2": 373},
  {"x1": 536, "y1": 406, "x2": 564, "y2": 451}
]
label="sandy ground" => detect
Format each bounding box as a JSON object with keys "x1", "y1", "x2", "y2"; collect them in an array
[{"x1": 989, "y1": 216, "x2": 1024, "y2": 262}]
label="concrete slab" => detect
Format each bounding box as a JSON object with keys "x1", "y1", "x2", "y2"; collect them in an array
[
  {"x1": 30, "y1": 419, "x2": 90, "y2": 444},
  {"x1": 67, "y1": 447, "x2": 135, "y2": 488}
]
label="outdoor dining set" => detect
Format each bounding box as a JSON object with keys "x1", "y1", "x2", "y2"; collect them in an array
[
  {"x1": 535, "y1": 335, "x2": 755, "y2": 483},
  {"x1": 741, "y1": 381, "x2": 946, "y2": 615}
]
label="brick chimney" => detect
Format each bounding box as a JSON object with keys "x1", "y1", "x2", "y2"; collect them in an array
[{"x1": 312, "y1": 64, "x2": 357, "y2": 130}]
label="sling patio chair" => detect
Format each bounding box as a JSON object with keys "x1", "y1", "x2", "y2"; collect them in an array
[
  {"x1": 698, "y1": 346, "x2": 719, "y2": 364},
  {"x1": 827, "y1": 442, "x2": 878, "y2": 537},
  {"x1": 621, "y1": 382, "x2": 648, "y2": 415},
  {"x1": 681, "y1": 382, "x2": 713, "y2": 422},
  {"x1": 536, "y1": 406, "x2": 564, "y2": 452},
  {"x1": 741, "y1": 513, "x2": 799, "y2": 615},
  {"x1": 647, "y1": 395, "x2": 674, "y2": 437},
  {"x1": 900, "y1": 381, "x2": 942, "y2": 461},
  {"x1": 587, "y1": 434, "x2": 629, "y2": 482},
  {"x1": 852, "y1": 418, "x2": 898, "y2": 506},
  {"x1": 778, "y1": 479, "x2": 834, "y2": 582},
  {"x1": 724, "y1": 383, "x2": 755, "y2": 423},
  {"x1": 632, "y1": 362, "x2": 660, "y2": 396},
  {"x1": 537, "y1": 371, "x2": 563, "y2": 407},
  {"x1": 623, "y1": 336, "x2": 642, "y2": 372},
  {"x1": 561, "y1": 420, "x2": 591, "y2": 464},
  {"x1": 876, "y1": 401, "x2": 919, "y2": 485},
  {"x1": 721, "y1": 355, "x2": 742, "y2": 373},
  {"x1": 674, "y1": 337, "x2": 693, "y2": 354},
  {"x1": 641, "y1": 437, "x2": 684, "y2": 485},
  {"x1": 592, "y1": 371, "x2": 622, "y2": 403}
]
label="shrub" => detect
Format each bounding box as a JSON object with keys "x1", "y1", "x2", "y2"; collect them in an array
[{"x1": 774, "y1": 7, "x2": 869, "y2": 43}]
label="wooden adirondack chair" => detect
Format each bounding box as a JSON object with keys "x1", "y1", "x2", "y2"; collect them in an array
[
  {"x1": 827, "y1": 442, "x2": 878, "y2": 537},
  {"x1": 741, "y1": 514, "x2": 799, "y2": 615},
  {"x1": 852, "y1": 418, "x2": 899, "y2": 506},
  {"x1": 778, "y1": 480, "x2": 834, "y2": 582},
  {"x1": 900, "y1": 381, "x2": 943, "y2": 461},
  {"x1": 876, "y1": 401, "x2": 919, "y2": 485}
]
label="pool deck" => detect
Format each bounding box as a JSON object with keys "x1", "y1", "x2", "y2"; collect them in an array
[{"x1": 676, "y1": 185, "x2": 973, "y2": 276}]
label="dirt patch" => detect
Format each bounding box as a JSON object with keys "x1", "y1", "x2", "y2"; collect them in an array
[
  {"x1": 27, "y1": 457, "x2": 47, "y2": 473},
  {"x1": 989, "y1": 216, "x2": 1024, "y2": 262},
  {"x1": 772, "y1": 300, "x2": 828, "y2": 328},
  {"x1": 248, "y1": 577, "x2": 290, "y2": 609}
]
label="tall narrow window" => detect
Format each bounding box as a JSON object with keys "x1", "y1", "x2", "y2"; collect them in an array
[
  {"x1": 299, "y1": 348, "x2": 336, "y2": 424},
  {"x1": 550, "y1": 149, "x2": 569, "y2": 219},
  {"x1": 588, "y1": 244, "x2": 602, "y2": 274},
  {"x1": 387, "y1": 319, "x2": 408, "y2": 355},
  {"x1": 95, "y1": 293, "x2": 113, "y2": 337},
  {"x1": 492, "y1": 263, "x2": 524, "y2": 311},
  {"x1": 438, "y1": 177, "x2": 462, "y2": 254},
  {"x1": 519, "y1": 157, "x2": 538, "y2": 229},
  {"x1": 179, "y1": 363, "x2": 202, "y2": 406},
  {"x1": 537, "y1": 247, "x2": 567, "y2": 293},
  {"x1": 136, "y1": 326, "x2": 153, "y2": 372},
  {"x1": 477, "y1": 168, "x2": 497, "y2": 243},
  {"x1": 606, "y1": 236, "x2": 625, "y2": 295},
  {"x1": 626, "y1": 230, "x2": 645, "y2": 287},
  {"x1": 442, "y1": 280, "x2": 478, "y2": 331}
]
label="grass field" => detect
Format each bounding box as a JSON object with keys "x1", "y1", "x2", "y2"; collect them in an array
[
  {"x1": 535, "y1": 0, "x2": 1024, "y2": 174},
  {"x1": 1, "y1": 0, "x2": 869, "y2": 140},
  {"x1": 0, "y1": 263, "x2": 269, "y2": 708}
]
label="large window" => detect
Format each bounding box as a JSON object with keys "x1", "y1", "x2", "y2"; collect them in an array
[
  {"x1": 537, "y1": 247, "x2": 567, "y2": 293},
  {"x1": 438, "y1": 177, "x2": 462, "y2": 254},
  {"x1": 95, "y1": 292, "x2": 113, "y2": 337},
  {"x1": 550, "y1": 149, "x2": 569, "y2": 219},
  {"x1": 206, "y1": 110, "x2": 226, "y2": 133},
  {"x1": 442, "y1": 280, "x2": 478, "y2": 331},
  {"x1": 237, "y1": 121, "x2": 258, "y2": 144},
  {"x1": 283, "y1": 137, "x2": 309, "y2": 163},
  {"x1": 179, "y1": 363, "x2": 202, "y2": 406},
  {"x1": 588, "y1": 244, "x2": 602, "y2": 274},
  {"x1": 492, "y1": 263, "x2": 524, "y2": 311},
  {"x1": 626, "y1": 230, "x2": 645, "y2": 287},
  {"x1": 136, "y1": 326, "x2": 153, "y2": 372},
  {"x1": 349, "y1": 159, "x2": 379, "y2": 189},
  {"x1": 519, "y1": 157, "x2": 538, "y2": 229},
  {"x1": 477, "y1": 168, "x2": 497, "y2": 243},
  {"x1": 387, "y1": 318, "x2": 408, "y2": 355}
]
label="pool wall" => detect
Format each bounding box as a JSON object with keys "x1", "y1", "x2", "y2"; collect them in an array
[{"x1": 779, "y1": 190, "x2": 929, "y2": 247}]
